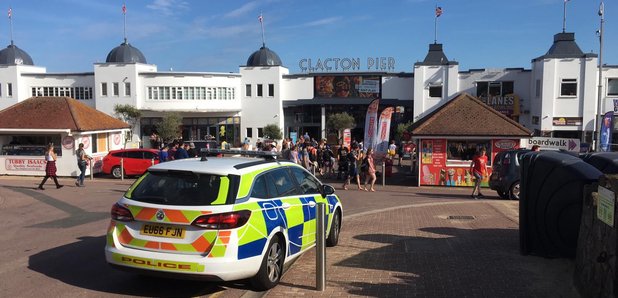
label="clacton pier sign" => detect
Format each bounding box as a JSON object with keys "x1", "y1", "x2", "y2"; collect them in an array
[{"x1": 299, "y1": 57, "x2": 395, "y2": 72}]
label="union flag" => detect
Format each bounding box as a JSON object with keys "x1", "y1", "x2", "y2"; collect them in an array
[{"x1": 435, "y1": 6, "x2": 442, "y2": 17}]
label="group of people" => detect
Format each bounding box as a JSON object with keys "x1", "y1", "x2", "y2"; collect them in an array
[
  {"x1": 272, "y1": 137, "x2": 378, "y2": 192},
  {"x1": 158, "y1": 141, "x2": 198, "y2": 162}
]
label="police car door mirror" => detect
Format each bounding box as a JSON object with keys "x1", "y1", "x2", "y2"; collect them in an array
[{"x1": 321, "y1": 184, "x2": 335, "y2": 197}]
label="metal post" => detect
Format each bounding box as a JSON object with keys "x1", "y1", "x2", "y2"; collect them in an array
[
  {"x1": 316, "y1": 202, "x2": 326, "y2": 291},
  {"x1": 89, "y1": 159, "x2": 93, "y2": 180},
  {"x1": 120, "y1": 158, "x2": 124, "y2": 181},
  {"x1": 595, "y1": 2, "x2": 605, "y2": 151},
  {"x1": 382, "y1": 160, "x2": 386, "y2": 187}
]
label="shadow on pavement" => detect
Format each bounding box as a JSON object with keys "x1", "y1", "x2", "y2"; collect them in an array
[
  {"x1": 333, "y1": 227, "x2": 578, "y2": 297},
  {"x1": 28, "y1": 235, "x2": 251, "y2": 297}
]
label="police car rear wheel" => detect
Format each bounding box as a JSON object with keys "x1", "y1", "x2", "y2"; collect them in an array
[
  {"x1": 251, "y1": 235, "x2": 284, "y2": 291},
  {"x1": 326, "y1": 210, "x2": 341, "y2": 247}
]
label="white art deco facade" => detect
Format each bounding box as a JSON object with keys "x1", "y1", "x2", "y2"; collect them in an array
[{"x1": 0, "y1": 30, "x2": 616, "y2": 152}]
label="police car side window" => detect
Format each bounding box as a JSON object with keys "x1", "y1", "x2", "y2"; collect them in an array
[
  {"x1": 290, "y1": 167, "x2": 321, "y2": 194},
  {"x1": 250, "y1": 175, "x2": 269, "y2": 199},
  {"x1": 269, "y1": 168, "x2": 299, "y2": 197}
]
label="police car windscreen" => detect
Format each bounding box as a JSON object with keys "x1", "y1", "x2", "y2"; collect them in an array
[{"x1": 127, "y1": 171, "x2": 226, "y2": 206}]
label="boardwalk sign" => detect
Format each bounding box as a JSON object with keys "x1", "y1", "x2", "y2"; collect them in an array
[{"x1": 526, "y1": 137, "x2": 580, "y2": 152}]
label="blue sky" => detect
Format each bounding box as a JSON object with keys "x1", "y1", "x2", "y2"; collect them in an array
[{"x1": 4, "y1": 0, "x2": 617, "y2": 73}]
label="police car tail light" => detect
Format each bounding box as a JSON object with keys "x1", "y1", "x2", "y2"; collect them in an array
[
  {"x1": 111, "y1": 203, "x2": 134, "y2": 222},
  {"x1": 192, "y1": 210, "x2": 251, "y2": 229}
]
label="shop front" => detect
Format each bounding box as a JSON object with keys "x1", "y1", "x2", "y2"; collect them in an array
[
  {"x1": 0, "y1": 97, "x2": 130, "y2": 177},
  {"x1": 411, "y1": 93, "x2": 531, "y2": 187}
]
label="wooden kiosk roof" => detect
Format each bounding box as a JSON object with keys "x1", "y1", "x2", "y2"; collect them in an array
[
  {"x1": 410, "y1": 93, "x2": 532, "y2": 138},
  {"x1": 0, "y1": 97, "x2": 130, "y2": 132}
]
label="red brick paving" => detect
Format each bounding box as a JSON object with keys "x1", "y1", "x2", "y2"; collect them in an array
[{"x1": 266, "y1": 200, "x2": 579, "y2": 298}]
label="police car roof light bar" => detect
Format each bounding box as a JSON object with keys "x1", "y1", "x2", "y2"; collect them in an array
[{"x1": 200, "y1": 148, "x2": 280, "y2": 161}]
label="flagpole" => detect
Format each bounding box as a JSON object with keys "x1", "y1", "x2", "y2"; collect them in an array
[
  {"x1": 259, "y1": 13, "x2": 265, "y2": 47},
  {"x1": 562, "y1": 0, "x2": 567, "y2": 33},
  {"x1": 123, "y1": 3, "x2": 127, "y2": 43},
  {"x1": 595, "y1": 1, "x2": 605, "y2": 151},
  {"x1": 434, "y1": 6, "x2": 438, "y2": 43},
  {"x1": 8, "y1": 7, "x2": 13, "y2": 45}
]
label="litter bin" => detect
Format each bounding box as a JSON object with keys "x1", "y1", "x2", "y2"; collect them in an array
[
  {"x1": 580, "y1": 152, "x2": 618, "y2": 174},
  {"x1": 519, "y1": 151, "x2": 602, "y2": 258},
  {"x1": 385, "y1": 158, "x2": 393, "y2": 177}
]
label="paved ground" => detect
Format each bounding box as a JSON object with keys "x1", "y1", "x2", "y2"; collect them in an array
[
  {"x1": 262, "y1": 162, "x2": 581, "y2": 298},
  {"x1": 0, "y1": 160, "x2": 581, "y2": 297}
]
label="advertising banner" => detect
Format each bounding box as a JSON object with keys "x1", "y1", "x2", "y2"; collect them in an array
[
  {"x1": 314, "y1": 75, "x2": 381, "y2": 98},
  {"x1": 343, "y1": 129, "x2": 351, "y2": 149},
  {"x1": 600, "y1": 111, "x2": 614, "y2": 152},
  {"x1": 363, "y1": 99, "x2": 380, "y2": 151},
  {"x1": 5, "y1": 158, "x2": 46, "y2": 171},
  {"x1": 375, "y1": 107, "x2": 394, "y2": 156}
]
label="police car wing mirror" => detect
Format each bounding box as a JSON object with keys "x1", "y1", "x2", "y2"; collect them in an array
[{"x1": 321, "y1": 184, "x2": 335, "y2": 197}]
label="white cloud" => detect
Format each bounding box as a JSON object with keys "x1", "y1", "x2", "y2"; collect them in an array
[
  {"x1": 225, "y1": 1, "x2": 259, "y2": 18},
  {"x1": 146, "y1": 0, "x2": 189, "y2": 16},
  {"x1": 301, "y1": 17, "x2": 342, "y2": 27}
]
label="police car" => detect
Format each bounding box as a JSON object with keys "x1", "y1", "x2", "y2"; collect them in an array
[{"x1": 105, "y1": 149, "x2": 343, "y2": 290}]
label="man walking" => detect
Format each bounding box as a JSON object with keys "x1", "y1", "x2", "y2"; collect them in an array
[{"x1": 470, "y1": 148, "x2": 487, "y2": 199}]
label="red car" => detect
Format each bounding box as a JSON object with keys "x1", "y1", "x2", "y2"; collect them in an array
[{"x1": 102, "y1": 149, "x2": 159, "y2": 178}]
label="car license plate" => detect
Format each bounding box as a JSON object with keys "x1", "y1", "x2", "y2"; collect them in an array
[{"x1": 141, "y1": 223, "x2": 185, "y2": 239}]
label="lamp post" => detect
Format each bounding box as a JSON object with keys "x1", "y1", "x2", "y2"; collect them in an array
[{"x1": 595, "y1": 1, "x2": 605, "y2": 151}]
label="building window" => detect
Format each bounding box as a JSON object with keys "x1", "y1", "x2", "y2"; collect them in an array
[
  {"x1": 113, "y1": 83, "x2": 119, "y2": 96},
  {"x1": 446, "y1": 140, "x2": 492, "y2": 164},
  {"x1": 257, "y1": 127, "x2": 264, "y2": 138},
  {"x1": 535, "y1": 80, "x2": 541, "y2": 98},
  {"x1": 560, "y1": 79, "x2": 577, "y2": 96},
  {"x1": 246, "y1": 84, "x2": 252, "y2": 97},
  {"x1": 428, "y1": 85, "x2": 442, "y2": 98},
  {"x1": 532, "y1": 116, "x2": 540, "y2": 125},
  {"x1": 7, "y1": 83, "x2": 12, "y2": 97},
  {"x1": 476, "y1": 81, "x2": 514, "y2": 98},
  {"x1": 101, "y1": 83, "x2": 108, "y2": 96},
  {"x1": 268, "y1": 84, "x2": 274, "y2": 97},
  {"x1": 257, "y1": 84, "x2": 263, "y2": 97},
  {"x1": 124, "y1": 82, "x2": 131, "y2": 96},
  {"x1": 607, "y1": 78, "x2": 618, "y2": 96},
  {"x1": 246, "y1": 127, "x2": 253, "y2": 138}
]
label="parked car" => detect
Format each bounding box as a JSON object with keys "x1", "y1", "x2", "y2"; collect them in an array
[
  {"x1": 105, "y1": 149, "x2": 342, "y2": 290},
  {"x1": 489, "y1": 149, "x2": 531, "y2": 200},
  {"x1": 102, "y1": 148, "x2": 159, "y2": 178}
]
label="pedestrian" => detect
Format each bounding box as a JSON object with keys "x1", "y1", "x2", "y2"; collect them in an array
[
  {"x1": 175, "y1": 143, "x2": 189, "y2": 159},
  {"x1": 75, "y1": 143, "x2": 90, "y2": 187},
  {"x1": 531, "y1": 145, "x2": 540, "y2": 151},
  {"x1": 470, "y1": 148, "x2": 488, "y2": 199},
  {"x1": 363, "y1": 148, "x2": 376, "y2": 192},
  {"x1": 38, "y1": 143, "x2": 63, "y2": 190},
  {"x1": 159, "y1": 145, "x2": 169, "y2": 162},
  {"x1": 343, "y1": 143, "x2": 363, "y2": 190},
  {"x1": 388, "y1": 140, "x2": 397, "y2": 159},
  {"x1": 187, "y1": 142, "x2": 197, "y2": 157}
]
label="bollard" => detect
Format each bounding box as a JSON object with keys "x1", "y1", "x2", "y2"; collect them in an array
[
  {"x1": 120, "y1": 158, "x2": 124, "y2": 181},
  {"x1": 89, "y1": 159, "x2": 93, "y2": 180},
  {"x1": 151, "y1": 158, "x2": 155, "y2": 166},
  {"x1": 382, "y1": 160, "x2": 386, "y2": 187},
  {"x1": 316, "y1": 202, "x2": 326, "y2": 291}
]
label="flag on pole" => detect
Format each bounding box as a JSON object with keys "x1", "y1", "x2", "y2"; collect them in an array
[
  {"x1": 122, "y1": 3, "x2": 126, "y2": 15},
  {"x1": 258, "y1": 14, "x2": 263, "y2": 23},
  {"x1": 435, "y1": 6, "x2": 442, "y2": 17},
  {"x1": 8, "y1": 7, "x2": 11, "y2": 19},
  {"x1": 363, "y1": 98, "x2": 380, "y2": 151},
  {"x1": 376, "y1": 107, "x2": 394, "y2": 157}
]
